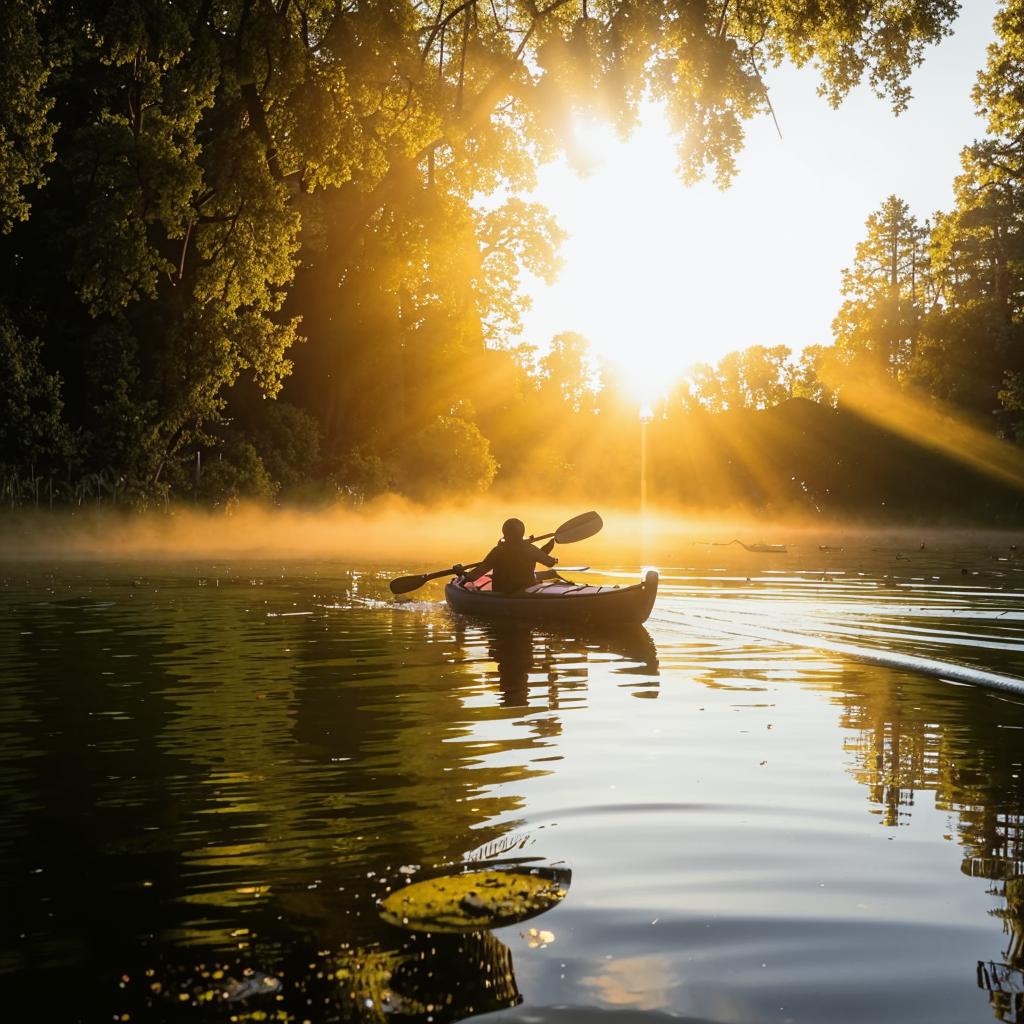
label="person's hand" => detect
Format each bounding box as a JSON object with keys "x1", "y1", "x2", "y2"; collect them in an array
[
  {"x1": 453, "y1": 563, "x2": 465, "y2": 574},
  {"x1": 551, "y1": 556, "x2": 559, "y2": 565}
]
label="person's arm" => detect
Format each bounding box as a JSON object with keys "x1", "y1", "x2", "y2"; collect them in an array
[
  {"x1": 529, "y1": 543, "x2": 558, "y2": 568},
  {"x1": 460, "y1": 549, "x2": 496, "y2": 582}
]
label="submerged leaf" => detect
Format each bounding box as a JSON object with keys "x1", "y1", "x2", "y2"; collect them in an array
[{"x1": 379, "y1": 866, "x2": 570, "y2": 933}]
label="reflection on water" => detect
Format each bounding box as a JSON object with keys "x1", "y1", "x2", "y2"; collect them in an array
[
  {"x1": 835, "y1": 670, "x2": 1024, "y2": 1023},
  {"x1": 466, "y1": 621, "x2": 659, "y2": 707},
  {"x1": 0, "y1": 550, "x2": 1022, "y2": 1023},
  {"x1": 580, "y1": 954, "x2": 676, "y2": 1010}
]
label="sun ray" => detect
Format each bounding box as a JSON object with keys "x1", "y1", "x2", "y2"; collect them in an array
[{"x1": 825, "y1": 369, "x2": 1024, "y2": 491}]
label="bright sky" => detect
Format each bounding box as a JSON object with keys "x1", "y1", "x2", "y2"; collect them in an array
[{"x1": 521, "y1": 1, "x2": 999, "y2": 404}]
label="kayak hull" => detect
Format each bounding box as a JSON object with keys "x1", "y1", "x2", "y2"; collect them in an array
[{"x1": 445, "y1": 570, "x2": 659, "y2": 626}]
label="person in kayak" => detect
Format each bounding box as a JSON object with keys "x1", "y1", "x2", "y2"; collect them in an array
[{"x1": 458, "y1": 518, "x2": 558, "y2": 593}]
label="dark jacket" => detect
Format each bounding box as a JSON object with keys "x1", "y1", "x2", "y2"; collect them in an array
[{"x1": 476, "y1": 538, "x2": 557, "y2": 593}]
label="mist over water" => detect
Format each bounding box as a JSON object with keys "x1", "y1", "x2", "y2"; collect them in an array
[{"x1": 2, "y1": 500, "x2": 1021, "y2": 566}]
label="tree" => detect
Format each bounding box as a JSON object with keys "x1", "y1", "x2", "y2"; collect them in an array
[
  {"x1": 2, "y1": 1, "x2": 304, "y2": 498},
  {"x1": 393, "y1": 415, "x2": 498, "y2": 499},
  {"x1": 906, "y1": 4, "x2": 1024, "y2": 417},
  {"x1": 789, "y1": 344, "x2": 835, "y2": 406},
  {"x1": 0, "y1": 0, "x2": 55, "y2": 233},
  {"x1": 0, "y1": 313, "x2": 72, "y2": 476},
  {"x1": 248, "y1": 401, "x2": 323, "y2": 497},
  {"x1": 0, "y1": 0, "x2": 961, "y2": 504},
  {"x1": 832, "y1": 196, "x2": 932, "y2": 383},
  {"x1": 692, "y1": 352, "x2": 742, "y2": 411},
  {"x1": 691, "y1": 344, "x2": 792, "y2": 410},
  {"x1": 538, "y1": 331, "x2": 596, "y2": 413},
  {"x1": 737, "y1": 344, "x2": 792, "y2": 408}
]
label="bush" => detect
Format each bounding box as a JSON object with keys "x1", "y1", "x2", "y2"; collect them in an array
[
  {"x1": 0, "y1": 313, "x2": 73, "y2": 474},
  {"x1": 327, "y1": 447, "x2": 394, "y2": 504},
  {"x1": 196, "y1": 439, "x2": 277, "y2": 509},
  {"x1": 393, "y1": 415, "x2": 498, "y2": 500},
  {"x1": 250, "y1": 401, "x2": 322, "y2": 495}
]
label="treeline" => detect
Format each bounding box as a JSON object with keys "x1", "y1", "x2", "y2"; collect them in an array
[
  {"x1": 568, "y1": 0, "x2": 1024, "y2": 519},
  {"x1": 670, "y1": 2, "x2": 1024, "y2": 438},
  {"x1": 0, "y1": 0, "x2": 1000, "y2": 513},
  {"x1": 682, "y1": 184, "x2": 1024, "y2": 431}
]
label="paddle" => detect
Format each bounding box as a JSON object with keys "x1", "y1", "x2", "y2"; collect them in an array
[
  {"x1": 388, "y1": 510, "x2": 603, "y2": 595},
  {"x1": 526, "y1": 509, "x2": 603, "y2": 545}
]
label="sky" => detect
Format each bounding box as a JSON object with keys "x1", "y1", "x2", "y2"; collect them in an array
[{"x1": 519, "y1": 1, "x2": 1000, "y2": 403}]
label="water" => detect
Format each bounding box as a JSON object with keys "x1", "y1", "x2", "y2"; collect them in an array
[{"x1": 1, "y1": 543, "x2": 1023, "y2": 1023}]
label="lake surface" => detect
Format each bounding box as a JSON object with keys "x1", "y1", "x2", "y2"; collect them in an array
[{"x1": 1, "y1": 542, "x2": 1024, "y2": 1023}]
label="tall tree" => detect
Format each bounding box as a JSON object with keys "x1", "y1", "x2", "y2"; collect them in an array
[
  {"x1": 832, "y1": 195, "x2": 932, "y2": 382},
  {"x1": 901, "y1": 2, "x2": 1024, "y2": 419},
  {"x1": 943, "y1": 1, "x2": 1024, "y2": 419}
]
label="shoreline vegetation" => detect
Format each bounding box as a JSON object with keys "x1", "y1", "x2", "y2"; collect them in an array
[
  {"x1": 4, "y1": 396, "x2": 1024, "y2": 525},
  {"x1": 4, "y1": 4, "x2": 1024, "y2": 524}
]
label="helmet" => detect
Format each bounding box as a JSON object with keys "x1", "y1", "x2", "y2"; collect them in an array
[{"x1": 501, "y1": 517, "x2": 525, "y2": 540}]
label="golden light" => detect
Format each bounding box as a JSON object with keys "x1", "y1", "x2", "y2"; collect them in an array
[
  {"x1": 537, "y1": 110, "x2": 703, "y2": 408},
  {"x1": 522, "y1": 93, "x2": 887, "y2": 410},
  {"x1": 824, "y1": 367, "x2": 1024, "y2": 491}
]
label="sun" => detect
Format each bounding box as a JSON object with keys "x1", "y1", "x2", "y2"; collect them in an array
[
  {"x1": 521, "y1": 101, "x2": 796, "y2": 410},
  {"x1": 534, "y1": 111, "x2": 703, "y2": 407}
]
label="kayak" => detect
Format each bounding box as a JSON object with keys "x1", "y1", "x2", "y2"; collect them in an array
[{"x1": 445, "y1": 570, "x2": 659, "y2": 626}]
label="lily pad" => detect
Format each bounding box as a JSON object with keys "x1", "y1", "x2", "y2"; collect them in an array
[{"x1": 379, "y1": 865, "x2": 570, "y2": 933}]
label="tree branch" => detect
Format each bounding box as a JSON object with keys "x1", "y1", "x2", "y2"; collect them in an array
[
  {"x1": 458, "y1": 5, "x2": 470, "y2": 110},
  {"x1": 750, "y1": 54, "x2": 781, "y2": 140},
  {"x1": 422, "y1": 0, "x2": 476, "y2": 62},
  {"x1": 178, "y1": 220, "x2": 194, "y2": 281},
  {"x1": 241, "y1": 82, "x2": 285, "y2": 181}
]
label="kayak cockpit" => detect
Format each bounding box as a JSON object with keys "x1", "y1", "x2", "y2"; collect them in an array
[{"x1": 458, "y1": 572, "x2": 626, "y2": 598}]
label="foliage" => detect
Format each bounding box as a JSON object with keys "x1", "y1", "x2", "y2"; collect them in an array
[
  {"x1": 0, "y1": 0, "x2": 970, "y2": 510},
  {"x1": 692, "y1": 344, "x2": 792, "y2": 411},
  {"x1": 195, "y1": 438, "x2": 277, "y2": 509},
  {"x1": 249, "y1": 400, "x2": 322, "y2": 496},
  {"x1": 327, "y1": 447, "x2": 395, "y2": 505},
  {"x1": 831, "y1": 196, "x2": 932, "y2": 384},
  {"x1": 538, "y1": 332, "x2": 596, "y2": 412},
  {"x1": 998, "y1": 370, "x2": 1024, "y2": 443},
  {"x1": 0, "y1": 0, "x2": 56, "y2": 233},
  {"x1": 393, "y1": 415, "x2": 498, "y2": 500},
  {"x1": 0, "y1": 311, "x2": 72, "y2": 472},
  {"x1": 789, "y1": 344, "x2": 836, "y2": 406}
]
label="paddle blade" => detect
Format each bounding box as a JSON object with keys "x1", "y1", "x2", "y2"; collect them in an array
[
  {"x1": 390, "y1": 561, "x2": 475, "y2": 595},
  {"x1": 389, "y1": 573, "x2": 429, "y2": 595},
  {"x1": 554, "y1": 510, "x2": 603, "y2": 545}
]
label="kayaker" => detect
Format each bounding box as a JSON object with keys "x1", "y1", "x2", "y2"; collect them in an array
[{"x1": 458, "y1": 518, "x2": 558, "y2": 593}]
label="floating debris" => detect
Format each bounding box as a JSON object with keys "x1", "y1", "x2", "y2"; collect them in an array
[
  {"x1": 222, "y1": 970, "x2": 281, "y2": 1002},
  {"x1": 713, "y1": 539, "x2": 787, "y2": 553},
  {"x1": 525, "y1": 927, "x2": 555, "y2": 948},
  {"x1": 379, "y1": 865, "x2": 571, "y2": 933}
]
